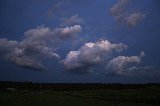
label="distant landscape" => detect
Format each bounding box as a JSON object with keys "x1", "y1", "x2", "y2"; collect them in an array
[{"x1": 0, "y1": 81, "x2": 160, "y2": 106}]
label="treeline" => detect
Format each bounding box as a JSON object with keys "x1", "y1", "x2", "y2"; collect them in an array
[{"x1": 0, "y1": 81, "x2": 160, "y2": 91}]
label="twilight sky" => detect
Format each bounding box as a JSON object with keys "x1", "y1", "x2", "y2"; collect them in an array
[{"x1": 0, "y1": 0, "x2": 160, "y2": 83}]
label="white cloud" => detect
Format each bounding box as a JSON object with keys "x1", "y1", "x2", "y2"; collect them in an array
[
  {"x1": 62, "y1": 51, "x2": 82, "y2": 70},
  {"x1": 0, "y1": 25, "x2": 81, "y2": 71},
  {"x1": 60, "y1": 14, "x2": 84, "y2": 26},
  {"x1": 54, "y1": 25, "x2": 81, "y2": 39},
  {"x1": 106, "y1": 51, "x2": 144, "y2": 75},
  {"x1": 61, "y1": 39, "x2": 127, "y2": 72},
  {"x1": 24, "y1": 25, "x2": 81, "y2": 40}
]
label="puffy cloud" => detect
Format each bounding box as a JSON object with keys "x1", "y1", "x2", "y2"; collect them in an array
[
  {"x1": 61, "y1": 39, "x2": 127, "y2": 72},
  {"x1": 60, "y1": 14, "x2": 84, "y2": 26},
  {"x1": 54, "y1": 25, "x2": 81, "y2": 39},
  {"x1": 110, "y1": 0, "x2": 145, "y2": 27},
  {"x1": 106, "y1": 51, "x2": 144, "y2": 75},
  {"x1": 24, "y1": 25, "x2": 81, "y2": 40},
  {"x1": 0, "y1": 25, "x2": 81, "y2": 71},
  {"x1": 125, "y1": 12, "x2": 146, "y2": 27},
  {"x1": 62, "y1": 51, "x2": 82, "y2": 70}
]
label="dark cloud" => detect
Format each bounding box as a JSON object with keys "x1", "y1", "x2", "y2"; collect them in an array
[{"x1": 6, "y1": 54, "x2": 46, "y2": 71}]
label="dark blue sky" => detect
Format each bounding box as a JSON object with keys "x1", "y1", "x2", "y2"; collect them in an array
[{"x1": 0, "y1": 0, "x2": 160, "y2": 83}]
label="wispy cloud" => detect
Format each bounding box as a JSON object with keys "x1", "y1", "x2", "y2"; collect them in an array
[
  {"x1": 110, "y1": 0, "x2": 129, "y2": 21},
  {"x1": 47, "y1": 0, "x2": 72, "y2": 18},
  {"x1": 125, "y1": 12, "x2": 146, "y2": 27},
  {"x1": 60, "y1": 14, "x2": 84, "y2": 27},
  {"x1": 110, "y1": 0, "x2": 146, "y2": 27}
]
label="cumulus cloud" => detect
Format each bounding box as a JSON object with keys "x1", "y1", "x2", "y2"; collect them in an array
[
  {"x1": 0, "y1": 38, "x2": 18, "y2": 52},
  {"x1": 125, "y1": 12, "x2": 146, "y2": 27},
  {"x1": 60, "y1": 14, "x2": 84, "y2": 27},
  {"x1": 24, "y1": 25, "x2": 81, "y2": 40},
  {"x1": 106, "y1": 51, "x2": 145, "y2": 75},
  {"x1": 0, "y1": 25, "x2": 81, "y2": 71},
  {"x1": 54, "y1": 25, "x2": 81, "y2": 39},
  {"x1": 110, "y1": 0, "x2": 145, "y2": 27},
  {"x1": 61, "y1": 39, "x2": 127, "y2": 73}
]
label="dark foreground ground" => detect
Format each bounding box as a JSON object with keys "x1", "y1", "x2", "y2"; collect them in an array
[{"x1": 0, "y1": 82, "x2": 160, "y2": 106}]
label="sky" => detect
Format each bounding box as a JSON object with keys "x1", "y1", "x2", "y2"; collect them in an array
[{"x1": 0, "y1": 0, "x2": 160, "y2": 83}]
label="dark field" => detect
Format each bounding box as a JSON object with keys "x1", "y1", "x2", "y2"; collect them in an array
[{"x1": 0, "y1": 82, "x2": 160, "y2": 106}]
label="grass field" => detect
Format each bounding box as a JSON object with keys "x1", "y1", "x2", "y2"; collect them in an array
[{"x1": 0, "y1": 85, "x2": 160, "y2": 106}]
